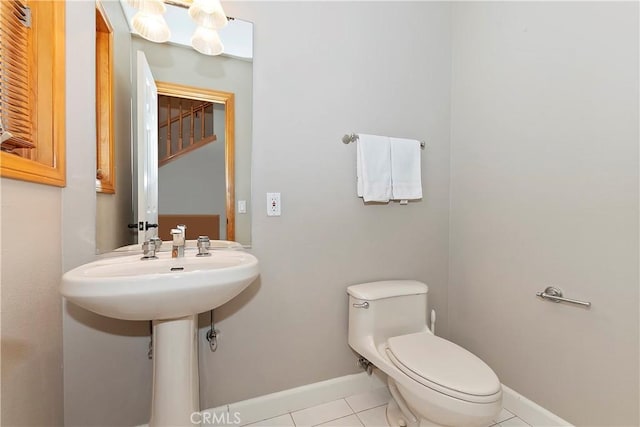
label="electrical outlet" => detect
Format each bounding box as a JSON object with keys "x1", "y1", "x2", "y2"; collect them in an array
[{"x1": 267, "y1": 192, "x2": 281, "y2": 216}]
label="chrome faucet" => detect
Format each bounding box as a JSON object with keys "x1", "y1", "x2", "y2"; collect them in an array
[
  {"x1": 141, "y1": 237, "x2": 163, "y2": 260},
  {"x1": 170, "y1": 224, "x2": 186, "y2": 258},
  {"x1": 141, "y1": 240, "x2": 158, "y2": 260}
]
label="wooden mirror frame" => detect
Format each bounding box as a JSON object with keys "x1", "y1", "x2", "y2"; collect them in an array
[
  {"x1": 96, "y1": 2, "x2": 115, "y2": 193},
  {"x1": 155, "y1": 81, "x2": 235, "y2": 241}
]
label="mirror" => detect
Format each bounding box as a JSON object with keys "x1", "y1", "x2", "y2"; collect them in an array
[{"x1": 95, "y1": 1, "x2": 253, "y2": 253}]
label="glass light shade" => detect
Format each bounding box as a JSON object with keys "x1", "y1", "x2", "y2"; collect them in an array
[
  {"x1": 188, "y1": 0, "x2": 228, "y2": 30},
  {"x1": 132, "y1": 11, "x2": 171, "y2": 43},
  {"x1": 191, "y1": 26, "x2": 224, "y2": 56},
  {"x1": 189, "y1": 0, "x2": 219, "y2": 14},
  {"x1": 127, "y1": 0, "x2": 166, "y2": 15}
]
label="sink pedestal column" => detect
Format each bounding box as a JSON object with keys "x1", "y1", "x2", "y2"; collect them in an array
[{"x1": 150, "y1": 315, "x2": 200, "y2": 427}]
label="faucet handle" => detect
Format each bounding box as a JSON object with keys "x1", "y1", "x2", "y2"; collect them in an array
[
  {"x1": 196, "y1": 236, "x2": 211, "y2": 257},
  {"x1": 171, "y1": 224, "x2": 186, "y2": 240},
  {"x1": 141, "y1": 240, "x2": 158, "y2": 260},
  {"x1": 170, "y1": 227, "x2": 185, "y2": 238},
  {"x1": 150, "y1": 236, "x2": 162, "y2": 250}
]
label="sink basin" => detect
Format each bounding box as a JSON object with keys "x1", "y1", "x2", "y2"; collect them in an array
[{"x1": 61, "y1": 250, "x2": 258, "y2": 321}]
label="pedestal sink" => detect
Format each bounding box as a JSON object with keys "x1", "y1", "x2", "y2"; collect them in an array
[{"x1": 61, "y1": 249, "x2": 259, "y2": 426}]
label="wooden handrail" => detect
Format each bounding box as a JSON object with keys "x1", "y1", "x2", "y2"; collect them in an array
[
  {"x1": 166, "y1": 99, "x2": 171, "y2": 156},
  {"x1": 178, "y1": 102, "x2": 183, "y2": 150},
  {"x1": 159, "y1": 101, "x2": 210, "y2": 129},
  {"x1": 158, "y1": 95, "x2": 218, "y2": 167}
]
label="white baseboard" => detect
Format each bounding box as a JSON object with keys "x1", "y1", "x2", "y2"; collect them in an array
[
  {"x1": 502, "y1": 384, "x2": 573, "y2": 427},
  {"x1": 139, "y1": 372, "x2": 572, "y2": 427}
]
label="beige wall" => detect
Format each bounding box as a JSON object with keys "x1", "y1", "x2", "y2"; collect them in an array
[
  {"x1": 449, "y1": 2, "x2": 639, "y2": 425},
  {"x1": 96, "y1": 0, "x2": 135, "y2": 254},
  {"x1": 198, "y1": 1, "x2": 453, "y2": 408},
  {"x1": 158, "y1": 138, "x2": 228, "y2": 239},
  {"x1": 1, "y1": 180, "x2": 63, "y2": 426}
]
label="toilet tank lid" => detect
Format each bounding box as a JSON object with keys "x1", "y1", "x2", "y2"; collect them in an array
[{"x1": 347, "y1": 280, "x2": 428, "y2": 300}]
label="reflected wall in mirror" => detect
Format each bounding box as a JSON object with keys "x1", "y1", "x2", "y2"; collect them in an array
[
  {"x1": 96, "y1": 0, "x2": 134, "y2": 253},
  {"x1": 95, "y1": 1, "x2": 253, "y2": 253}
]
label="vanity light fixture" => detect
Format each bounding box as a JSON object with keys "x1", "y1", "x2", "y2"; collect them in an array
[
  {"x1": 191, "y1": 25, "x2": 224, "y2": 56},
  {"x1": 127, "y1": 0, "x2": 228, "y2": 55},
  {"x1": 129, "y1": 0, "x2": 170, "y2": 43}
]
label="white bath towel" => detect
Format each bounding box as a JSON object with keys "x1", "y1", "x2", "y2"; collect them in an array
[
  {"x1": 390, "y1": 137, "x2": 422, "y2": 200},
  {"x1": 357, "y1": 134, "x2": 392, "y2": 202}
]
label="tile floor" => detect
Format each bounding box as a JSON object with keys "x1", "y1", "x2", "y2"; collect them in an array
[{"x1": 241, "y1": 387, "x2": 531, "y2": 427}]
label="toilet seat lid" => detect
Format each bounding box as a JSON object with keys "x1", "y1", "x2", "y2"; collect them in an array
[{"x1": 387, "y1": 332, "x2": 501, "y2": 398}]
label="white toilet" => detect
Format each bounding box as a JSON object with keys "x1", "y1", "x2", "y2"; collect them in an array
[{"x1": 347, "y1": 280, "x2": 502, "y2": 427}]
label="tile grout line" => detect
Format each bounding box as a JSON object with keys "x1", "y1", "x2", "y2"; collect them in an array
[
  {"x1": 285, "y1": 412, "x2": 297, "y2": 427},
  {"x1": 308, "y1": 400, "x2": 356, "y2": 427},
  {"x1": 242, "y1": 411, "x2": 296, "y2": 427},
  {"x1": 357, "y1": 402, "x2": 387, "y2": 413},
  {"x1": 354, "y1": 411, "x2": 366, "y2": 427},
  {"x1": 343, "y1": 397, "x2": 357, "y2": 415},
  {"x1": 290, "y1": 411, "x2": 299, "y2": 427},
  {"x1": 493, "y1": 415, "x2": 531, "y2": 427},
  {"x1": 498, "y1": 414, "x2": 517, "y2": 425},
  {"x1": 354, "y1": 403, "x2": 388, "y2": 427}
]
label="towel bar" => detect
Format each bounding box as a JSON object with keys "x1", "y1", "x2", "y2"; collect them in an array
[
  {"x1": 342, "y1": 133, "x2": 425, "y2": 149},
  {"x1": 536, "y1": 286, "x2": 591, "y2": 308}
]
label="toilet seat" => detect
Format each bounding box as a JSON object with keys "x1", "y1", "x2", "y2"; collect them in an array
[{"x1": 386, "y1": 332, "x2": 502, "y2": 404}]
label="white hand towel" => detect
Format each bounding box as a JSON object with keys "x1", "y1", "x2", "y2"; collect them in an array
[
  {"x1": 357, "y1": 134, "x2": 392, "y2": 202},
  {"x1": 390, "y1": 137, "x2": 422, "y2": 200}
]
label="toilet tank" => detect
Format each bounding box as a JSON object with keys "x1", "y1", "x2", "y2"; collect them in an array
[{"x1": 347, "y1": 280, "x2": 428, "y2": 353}]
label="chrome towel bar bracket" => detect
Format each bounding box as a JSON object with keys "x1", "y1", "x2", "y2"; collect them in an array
[
  {"x1": 536, "y1": 286, "x2": 591, "y2": 308},
  {"x1": 342, "y1": 133, "x2": 426, "y2": 149}
]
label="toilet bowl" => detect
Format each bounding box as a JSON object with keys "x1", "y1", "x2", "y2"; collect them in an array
[{"x1": 347, "y1": 281, "x2": 502, "y2": 427}]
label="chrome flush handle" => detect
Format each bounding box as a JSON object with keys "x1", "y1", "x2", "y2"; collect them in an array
[{"x1": 353, "y1": 301, "x2": 369, "y2": 309}]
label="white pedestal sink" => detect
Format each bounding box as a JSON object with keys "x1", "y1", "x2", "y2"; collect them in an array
[{"x1": 61, "y1": 249, "x2": 259, "y2": 426}]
